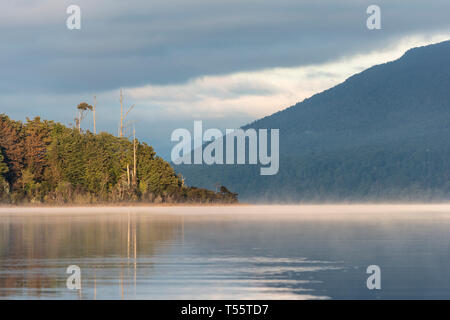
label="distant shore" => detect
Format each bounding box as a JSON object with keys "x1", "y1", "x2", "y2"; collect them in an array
[
  {"x1": 1, "y1": 203, "x2": 449, "y2": 219},
  {"x1": 0, "y1": 201, "x2": 449, "y2": 208},
  {"x1": 0, "y1": 202, "x2": 249, "y2": 209}
]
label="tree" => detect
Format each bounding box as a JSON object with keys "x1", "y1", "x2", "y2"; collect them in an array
[
  {"x1": 133, "y1": 126, "x2": 137, "y2": 186},
  {"x1": 0, "y1": 152, "x2": 8, "y2": 177},
  {"x1": 23, "y1": 117, "x2": 52, "y2": 182},
  {"x1": 93, "y1": 96, "x2": 97, "y2": 134},
  {"x1": 75, "y1": 102, "x2": 93, "y2": 133},
  {"x1": 0, "y1": 114, "x2": 25, "y2": 187},
  {"x1": 119, "y1": 89, "x2": 135, "y2": 138},
  {"x1": 0, "y1": 151, "x2": 9, "y2": 197}
]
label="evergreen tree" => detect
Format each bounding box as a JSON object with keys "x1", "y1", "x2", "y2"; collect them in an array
[{"x1": 0, "y1": 115, "x2": 25, "y2": 187}]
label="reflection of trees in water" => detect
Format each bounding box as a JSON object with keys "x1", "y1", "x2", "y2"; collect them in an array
[{"x1": 0, "y1": 212, "x2": 180, "y2": 298}]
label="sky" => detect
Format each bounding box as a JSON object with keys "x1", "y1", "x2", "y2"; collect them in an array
[{"x1": 1, "y1": 0, "x2": 449, "y2": 159}]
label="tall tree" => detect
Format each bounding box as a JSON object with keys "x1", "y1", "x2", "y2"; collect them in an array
[
  {"x1": 0, "y1": 151, "x2": 9, "y2": 197},
  {"x1": 119, "y1": 89, "x2": 135, "y2": 138},
  {"x1": 133, "y1": 126, "x2": 137, "y2": 186},
  {"x1": 23, "y1": 117, "x2": 52, "y2": 182},
  {"x1": 93, "y1": 96, "x2": 97, "y2": 134},
  {"x1": 75, "y1": 102, "x2": 93, "y2": 133}
]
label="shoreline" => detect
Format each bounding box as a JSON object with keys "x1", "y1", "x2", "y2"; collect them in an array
[
  {"x1": 0, "y1": 200, "x2": 449, "y2": 209},
  {"x1": 0, "y1": 202, "x2": 249, "y2": 209},
  {"x1": 1, "y1": 203, "x2": 449, "y2": 218}
]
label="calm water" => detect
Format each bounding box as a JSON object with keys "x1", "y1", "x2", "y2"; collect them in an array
[{"x1": 0, "y1": 205, "x2": 449, "y2": 300}]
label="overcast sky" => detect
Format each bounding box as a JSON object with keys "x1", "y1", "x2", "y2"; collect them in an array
[{"x1": 1, "y1": 0, "x2": 449, "y2": 158}]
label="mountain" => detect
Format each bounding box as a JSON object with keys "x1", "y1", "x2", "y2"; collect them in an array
[{"x1": 175, "y1": 40, "x2": 450, "y2": 202}]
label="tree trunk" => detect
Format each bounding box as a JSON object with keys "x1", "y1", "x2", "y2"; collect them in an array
[
  {"x1": 127, "y1": 163, "x2": 130, "y2": 187},
  {"x1": 133, "y1": 127, "x2": 137, "y2": 186},
  {"x1": 93, "y1": 95, "x2": 97, "y2": 134},
  {"x1": 120, "y1": 89, "x2": 123, "y2": 137}
]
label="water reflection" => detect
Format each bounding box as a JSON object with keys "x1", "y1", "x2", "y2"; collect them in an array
[
  {"x1": 0, "y1": 211, "x2": 180, "y2": 299},
  {"x1": 0, "y1": 206, "x2": 450, "y2": 299}
]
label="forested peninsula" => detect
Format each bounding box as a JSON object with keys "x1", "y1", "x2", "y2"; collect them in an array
[{"x1": 0, "y1": 114, "x2": 238, "y2": 205}]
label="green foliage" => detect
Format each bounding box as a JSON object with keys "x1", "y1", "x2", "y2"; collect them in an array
[
  {"x1": 77, "y1": 102, "x2": 93, "y2": 112},
  {"x1": 0, "y1": 114, "x2": 25, "y2": 187},
  {"x1": 0, "y1": 151, "x2": 7, "y2": 177},
  {"x1": 0, "y1": 151, "x2": 9, "y2": 198},
  {"x1": 0, "y1": 114, "x2": 237, "y2": 204}
]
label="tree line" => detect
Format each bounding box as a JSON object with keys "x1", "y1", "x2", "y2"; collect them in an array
[{"x1": 0, "y1": 114, "x2": 238, "y2": 204}]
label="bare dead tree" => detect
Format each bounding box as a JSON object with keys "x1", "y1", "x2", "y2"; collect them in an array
[
  {"x1": 119, "y1": 89, "x2": 135, "y2": 138},
  {"x1": 93, "y1": 95, "x2": 97, "y2": 134},
  {"x1": 133, "y1": 125, "x2": 137, "y2": 186},
  {"x1": 120, "y1": 89, "x2": 123, "y2": 137}
]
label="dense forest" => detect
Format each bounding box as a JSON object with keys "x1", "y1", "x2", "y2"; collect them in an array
[
  {"x1": 0, "y1": 114, "x2": 238, "y2": 205},
  {"x1": 176, "y1": 41, "x2": 450, "y2": 202},
  {"x1": 178, "y1": 143, "x2": 450, "y2": 202}
]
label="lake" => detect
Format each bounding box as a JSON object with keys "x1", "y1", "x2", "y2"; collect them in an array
[{"x1": 0, "y1": 204, "x2": 449, "y2": 300}]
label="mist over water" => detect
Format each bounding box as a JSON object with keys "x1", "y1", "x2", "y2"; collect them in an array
[{"x1": 0, "y1": 205, "x2": 449, "y2": 299}]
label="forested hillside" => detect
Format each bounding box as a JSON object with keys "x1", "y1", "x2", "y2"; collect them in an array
[
  {"x1": 0, "y1": 115, "x2": 237, "y2": 204},
  {"x1": 176, "y1": 41, "x2": 450, "y2": 202}
]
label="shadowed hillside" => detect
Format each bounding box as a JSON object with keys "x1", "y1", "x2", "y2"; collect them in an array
[{"x1": 176, "y1": 41, "x2": 450, "y2": 202}]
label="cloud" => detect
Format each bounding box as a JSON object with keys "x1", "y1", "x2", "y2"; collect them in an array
[
  {"x1": 0, "y1": 0, "x2": 449, "y2": 93},
  {"x1": 1, "y1": 1, "x2": 449, "y2": 158},
  {"x1": 126, "y1": 33, "x2": 450, "y2": 120},
  {"x1": 1, "y1": 33, "x2": 449, "y2": 159}
]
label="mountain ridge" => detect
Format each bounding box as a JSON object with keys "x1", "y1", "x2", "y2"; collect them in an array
[{"x1": 175, "y1": 40, "x2": 450, "y2": 202}]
